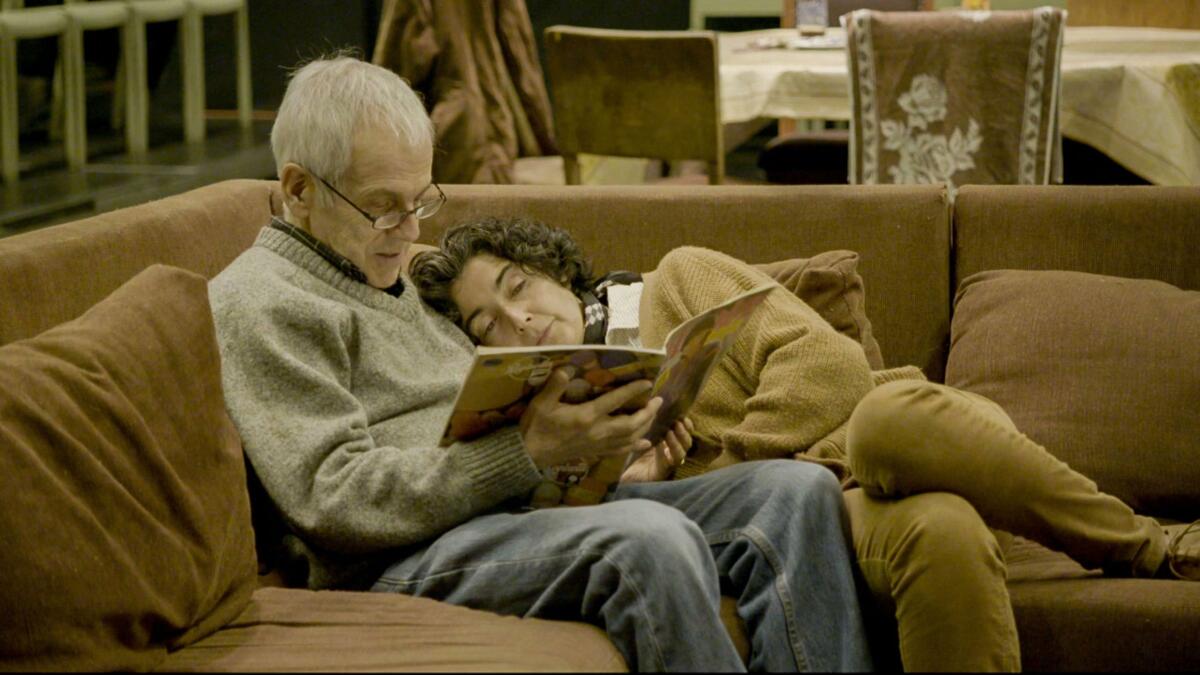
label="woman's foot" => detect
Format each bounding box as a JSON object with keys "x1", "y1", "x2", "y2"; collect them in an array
[{"x1": 1161, "y1": 520, "x2": 1200, "y2": 580}]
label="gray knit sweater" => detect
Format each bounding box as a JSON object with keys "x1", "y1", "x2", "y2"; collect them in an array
[{"x1": 209, "y1": 226, "x2": 543, "y2": 589}]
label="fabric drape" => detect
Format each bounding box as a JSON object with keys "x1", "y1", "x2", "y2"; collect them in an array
[{"x1": 373, "y1": 0, "x2": 557, "y2": 184}]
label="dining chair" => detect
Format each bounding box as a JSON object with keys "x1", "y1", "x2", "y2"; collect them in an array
[
  {"x1": 542, "y1": 25, "x2": 728, "y2": 185},
  {"x1": 760, "y1": 0, "x2": 924, "y2": 184},
  {"x1": 845, "y1": 7, "x2": 1066, "y2": 189}
]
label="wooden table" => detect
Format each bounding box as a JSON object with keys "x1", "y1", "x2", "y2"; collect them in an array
[{"x1": 720, "y1": 26, "x2": 1200, "y2": 185}]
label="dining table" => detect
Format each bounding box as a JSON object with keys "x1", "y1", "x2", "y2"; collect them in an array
[{"x1": 719, "y1": 26, "x2": 1200, "y2": 185}]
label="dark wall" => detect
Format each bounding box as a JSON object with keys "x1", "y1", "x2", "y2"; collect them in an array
[
  {"x1": 202, "y1": 0, "x2": 690, "y2": 111},
  {"x1": 189, "y1": 0, "x2": 383, "y2": 111},
  {"x1": 196, "y1": 1, "x2": 789, "y2": 112}
]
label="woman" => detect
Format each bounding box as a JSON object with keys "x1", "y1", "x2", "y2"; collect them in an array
[{"x1": 411, "y1": 216, "x2": 1198, "y2": 672}]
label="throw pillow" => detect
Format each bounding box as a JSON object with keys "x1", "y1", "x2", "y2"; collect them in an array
[
  {"x1": 945, "y1": 269, "x2": 1200, "y2": 520},
  {"x1": 0, "y1": 265, "x2": 257, "y2": 670},
  {"x1": 755, "y1": 251, "x2": 886, "y2": 369}
]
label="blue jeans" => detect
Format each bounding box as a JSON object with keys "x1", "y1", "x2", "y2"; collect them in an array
[{"x1": 371, "y1": 460, "x2": 872, "y2": 672}]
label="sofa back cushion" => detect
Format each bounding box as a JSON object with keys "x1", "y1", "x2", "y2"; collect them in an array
[
  {"x1": 953, "y1": 185, "x2": 1200, "y2": 293},
  {"x1": 427, "y1": 183, "x2": 950, "y2": 379},
  {"x1": 0, "y1": 179, "x2": 274, "y2": 347},
  {"x1": 946, "y1": 269, "x2": 1200, "y2": 519},
  {"x1": 0, "y1": 265, "x2": 257, "y2": 670}
]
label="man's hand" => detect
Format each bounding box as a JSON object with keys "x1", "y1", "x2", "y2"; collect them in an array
[
  {"x1": 520, "y1": 368, "x2": 662, "y2": 469},
  {"x1": 621, "y1": 417, "x2": 693, "y2": 483}
]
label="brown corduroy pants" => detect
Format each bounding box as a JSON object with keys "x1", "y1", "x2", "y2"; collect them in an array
[{"x1": 843, "y1": 379, "x2": 1167, "y2": 672}]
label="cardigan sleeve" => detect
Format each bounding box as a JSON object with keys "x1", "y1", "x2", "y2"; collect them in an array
[{"x1": 640, "y1": 247, "x2": 874, "y2": 463}]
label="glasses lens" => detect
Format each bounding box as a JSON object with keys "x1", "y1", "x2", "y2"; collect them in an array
[
  {"x1": 413, "y1": 197, "x2": 443, "y2": 220},
  {"x1": 373, "y1": 213, "x2": 403, "y2": 231}
]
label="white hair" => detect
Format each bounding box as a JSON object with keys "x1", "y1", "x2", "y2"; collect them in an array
[{"x1": 271, "y1": 54, "x2": 434, "y2": 189}]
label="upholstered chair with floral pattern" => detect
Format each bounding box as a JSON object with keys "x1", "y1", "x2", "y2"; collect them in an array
[{"x1": 845, "y1": 7, "x2": 1066, "y2": 192}]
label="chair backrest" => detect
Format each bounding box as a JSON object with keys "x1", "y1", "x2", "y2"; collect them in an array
[
  {"x1": 782, "y1": 0, "x2": 925, "y2": 28},
  {"x1": 543, "y1": 25, "x2": 723, "y2": 184},
  {"x1": 845, "y1": 7, "x2": 1066, "y2": 190}
]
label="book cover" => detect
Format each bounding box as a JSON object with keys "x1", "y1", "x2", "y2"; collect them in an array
[{"x1": 440, "y1": 284, "x2": 773, "y2": 506}]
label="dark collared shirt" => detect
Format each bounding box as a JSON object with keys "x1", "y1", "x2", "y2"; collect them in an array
[{"x1": 269, "y1": 217, "x2": 404, "y2": 297}]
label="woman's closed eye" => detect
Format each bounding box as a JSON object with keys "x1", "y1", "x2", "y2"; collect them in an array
[{"x1": 477, "y1": 318, "x2": 496, "y2": 343}]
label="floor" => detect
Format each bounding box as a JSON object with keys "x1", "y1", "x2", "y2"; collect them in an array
[{"x1": 0, "y1": 119, "x2": 277, "y2": 238}]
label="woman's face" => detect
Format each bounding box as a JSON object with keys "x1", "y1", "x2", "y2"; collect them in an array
[{"x1": 451, "y1": 253, "x2": 586, "y2": 347}]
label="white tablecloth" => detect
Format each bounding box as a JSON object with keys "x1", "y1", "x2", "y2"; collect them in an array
[{"x1": 720, "y1": 27, "x2": 1200, "y2": 185}]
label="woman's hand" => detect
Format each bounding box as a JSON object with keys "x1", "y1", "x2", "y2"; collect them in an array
[
  {"x1": 620, "y1": 418, "x2": 694, "y2": 483},
  {"x1": 520, "y1": 369, "x2": 660, "y2": 469}
]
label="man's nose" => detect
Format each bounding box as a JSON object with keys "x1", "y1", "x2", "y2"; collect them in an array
[{"x1": 391, "y1": 212, "x2": 420, "y2": 241}]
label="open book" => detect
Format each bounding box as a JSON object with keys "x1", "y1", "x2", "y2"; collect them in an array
[{"x1": 440, "y1": 284, "x2": 773, "y2": 506}]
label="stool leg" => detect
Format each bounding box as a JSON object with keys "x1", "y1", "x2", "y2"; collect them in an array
[
  {"x1": 125, "y1": 15, "x2": 148, "y2": 155},
  {"x1": 235, "y1": 3, "x2": 251, "y2": 129},
  {"x1": 1, "y1": 34, "x2": 20, "y2": 182},
  {"x1": 180, "y1": 4, "x2": 205, "y2": 143},
  {"x1": 48, "y1": 54, "x2": 63, "y2": 141},
  {"x1": 61, "y1": 23, "x2": 87, "y2": 170}
]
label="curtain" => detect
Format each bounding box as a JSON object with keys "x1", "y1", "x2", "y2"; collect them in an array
[{"x1": 372, "y1": 0, "x2": 558, "y2": 184}]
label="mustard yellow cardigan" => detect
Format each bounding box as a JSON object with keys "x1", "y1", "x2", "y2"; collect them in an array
[{"x1": 639, "y1": 247, "x2": 923, "y2": 486}]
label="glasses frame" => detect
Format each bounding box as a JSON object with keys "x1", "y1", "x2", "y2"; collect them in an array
[{"x1": 312, "y1": 173, "x2": 445, "y2": 231}]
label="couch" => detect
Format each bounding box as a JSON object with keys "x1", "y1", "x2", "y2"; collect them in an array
[{"x1": 1, "y1": 179, "x2": 1197, "y2": 671}]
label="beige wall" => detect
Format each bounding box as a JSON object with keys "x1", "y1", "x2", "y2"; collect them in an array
[{"x1": 1065, "y1": 0, "x2": 1200, "y2": 28}]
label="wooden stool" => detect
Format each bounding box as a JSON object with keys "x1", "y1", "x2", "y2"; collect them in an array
[
  {"x1": 124, "y1": 0, "x2": 188, "y2": 153},
  {"x1": 180, "y1": 0, "x2": 252, "y2": 143},
  {"x1": 61, "y1": 0, "x2": 134, "y2": 168},
  {"x1": 0, "y1": 4, "x2": 75, "y2": 182}
]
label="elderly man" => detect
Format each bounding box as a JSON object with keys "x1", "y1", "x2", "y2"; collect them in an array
[{"x1": 209, "y1": 55, "x2": 872, "y2": 672}]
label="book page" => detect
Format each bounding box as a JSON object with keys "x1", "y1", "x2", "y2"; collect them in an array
[{"x1": 441, "y1": 344, "x2": 665, "y2": 447}]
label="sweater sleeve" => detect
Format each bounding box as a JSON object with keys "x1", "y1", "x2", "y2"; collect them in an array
[
  {"x1": 212, "y1": 279, "x2": 540, "y2": 558},
  {"x1": 641, "y1": 247, "x2": 874, "y2": 462}
]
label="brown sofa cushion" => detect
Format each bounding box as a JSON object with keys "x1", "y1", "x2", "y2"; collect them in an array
[
  {"x1": 156, "y1": 587, "x2": 627, "y2": 672},
  {"x1": 0, "y1": 265, "x2": 257, "y2": 670},
  {"x1": 1004, "y1": 534, "x2": 1200, "y2": 672},
  {"x1": 945, "y1": 269, "x2": 1200, "y2": 519},
  {"x1": 755, "y1": 251, "x2": 885, "y2": 369}
]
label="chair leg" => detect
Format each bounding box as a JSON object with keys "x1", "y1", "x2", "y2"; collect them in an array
[
  {"x1": 563, "y1": 154, "x2": 581, "y2": 184},
  {"x1": 707, "y1": 158, "x2": 723, "y2": 185},
  {"x1": 235, "y1": 3, "x2": 251, "y2": 128},
  {"x1": 180, "y1": 4, "x2": 205, "y2": 143},
  {"x1": 1, "y1": 35, "x2": 20, "y2": 183}
]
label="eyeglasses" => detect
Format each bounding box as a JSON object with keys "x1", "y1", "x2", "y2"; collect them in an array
[{"x1": 313, "y1": 173, "x2": 445, "y2": 231}]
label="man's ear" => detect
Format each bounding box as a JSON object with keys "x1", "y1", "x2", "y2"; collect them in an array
[{"x1": 279, "y1": 162, "x2": 315, "y2": 221}]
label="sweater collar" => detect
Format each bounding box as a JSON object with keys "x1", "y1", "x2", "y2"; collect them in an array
[{"x1": 269, "y1": 217, "x2": 404, "y2": 297}]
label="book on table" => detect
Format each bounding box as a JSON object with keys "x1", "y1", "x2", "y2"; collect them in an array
[{"x1": 439, "y1": 285, "x2": 773, "y2": 507}]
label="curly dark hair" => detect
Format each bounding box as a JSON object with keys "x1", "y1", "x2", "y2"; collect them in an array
[{"x1": 410, "y1": 216, "x2": 596, "y2": 332}]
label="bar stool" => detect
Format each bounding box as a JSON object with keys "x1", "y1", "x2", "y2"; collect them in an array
[
  {"x1": 180, "y1": 0, "x2": 252, "y2": 143},
  {"x1": 124, "y1": 0, "x2": 188, "y2": 153},
  {"x1": 0, "y1": 4, "x2": 76, "y2": 182},
  {"x1": 60, "y1": 0, "x2": 134, "y2": 168}
]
